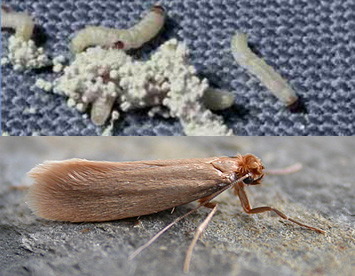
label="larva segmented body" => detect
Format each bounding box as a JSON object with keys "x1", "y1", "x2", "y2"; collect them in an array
[
  {"x1": 91, "y1": 96, "x2": 117, "y2": 126},
  {"x1": 231, "y1": 32, "x2": 298, "y2": 107},
  {"x1": 1, "y1": 6, "x2": 34, "y2": 41},
  {"x1": 203, "y1": 88, "x2": 235, "y2": 111},
  {"x1": 71, "y1": 5, "x2": 166, "y2": 53}
]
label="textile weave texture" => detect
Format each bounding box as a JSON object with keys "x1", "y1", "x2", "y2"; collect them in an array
[{"x1": 1, "y1": 0, "x2": 355, "y2": 136}]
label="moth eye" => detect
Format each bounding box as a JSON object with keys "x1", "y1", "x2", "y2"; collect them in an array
[
  {"x1": 113, "y1": 41, "x2": 124, "y2": 49},
  {"x1": 243, "y1": 176, "x2": 254, "y2": 184}
]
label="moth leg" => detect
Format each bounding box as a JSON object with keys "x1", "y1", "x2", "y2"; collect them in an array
[
  {"x1": 129, "y1": 177, "x2": 248, "y2": 263},
  {"x1": 264, "y1": 163, "x2": 302, "y2": 175},
  {"x1": 198, "y1": 196, "x2": 217, "y2": 209},
  {"x1": 171, "y1": 207, "x2": 176, "y2": 214},
  {"x1": 235, "y1": 183, "x2": 325, "y2": 233},
  {"x1": 184, "y1": 199, "x2": 215, "y2": 236},
  {"x1": 129, "y1": 198, "x2": 220, "y2": 261},
  {"x1": 184, "y1": 203, "x2": 218, "y2": 273}
]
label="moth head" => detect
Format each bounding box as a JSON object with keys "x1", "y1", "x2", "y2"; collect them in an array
[{"x1": 236, "y1": 154, "x2": 264, "y2": 185}]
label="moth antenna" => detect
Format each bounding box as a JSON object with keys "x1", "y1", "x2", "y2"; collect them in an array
[
  {"x1": 128, "y1": 203, "x2": 206, "y2": 261},
  {"x1": 265, "y1": 163, "x2": 302, "y2": 175},
  {"x1": 128, "y1": 174, "x2": 250, "y2": 261}
]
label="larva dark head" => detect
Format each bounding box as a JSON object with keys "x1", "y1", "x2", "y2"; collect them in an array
[
  {"x1": 236, "y1": 154, "x2": 264, "y2": 185},
  {"x1": 1, "y1": 5, "x2": 11, "y2": 13},
  {"x1": 151, "y1": 5, "x2": 165, "y2": 15},
  {"x1": 113, "y1": 41, "x2": 125, "y2": 49}
]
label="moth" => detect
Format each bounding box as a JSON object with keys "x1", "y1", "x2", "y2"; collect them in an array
[{"x1": 27, "y1": 154, "x2": 324, "y2": 272}]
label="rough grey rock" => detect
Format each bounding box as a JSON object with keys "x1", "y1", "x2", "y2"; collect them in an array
[{"x1": 0, "y1": 137, "x2": 354, "y2": 276}]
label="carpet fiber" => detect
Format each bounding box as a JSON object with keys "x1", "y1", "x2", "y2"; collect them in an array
[{"x1": 1, "y1": 0, "x2": 355, "y2": 135}]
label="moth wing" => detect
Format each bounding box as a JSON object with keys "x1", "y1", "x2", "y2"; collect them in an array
[{"x1": 27, "y1": 158, "x2": 231, "y2": 222}]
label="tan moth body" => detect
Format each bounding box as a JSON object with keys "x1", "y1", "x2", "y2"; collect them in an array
[
  {"x1": 27, "y1": 154, "x2": 325, "y2": 272},
  {"x1": 27, "y1": 155, "x2": 261, "y2": 222},
  {"x1": 71, "y1": 5, "x2": 166, "y2": 53},
  {"x1": 231, "y1": 32, "x2": 298, "y2": 107},
  {"x1": 26, "y1": 154, "x2": 323, "y2": 233}
]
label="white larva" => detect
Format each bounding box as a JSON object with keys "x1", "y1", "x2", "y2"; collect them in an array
[
  {"x1": 91, "y1": 95, "x2": 117, "y2": 126},
  {"x1": 1, "y1": 5, "x2": 34, "y2": 41},
  {"x1": 203, "y1": 88, "x2": 235, "y2": 111},
  {"x1": 231, "y1": 32, "x2": 298, "y2": 107},
  {"x1": 71, "y1": 5, "x2": 166, "y2": 53}
]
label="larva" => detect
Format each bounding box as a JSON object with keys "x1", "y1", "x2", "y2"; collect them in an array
[
  {"x1": 203, "y1": 88, "x2": 235, "y2": 111},
  {"x1": 71, "y1": 5, "x2": 166, "y2": 53},
  {"x1": 1, "y1": 5, "x2": 34, "y2": 41},
  {"x1": 91, "y1": 95, "x2": 117, "y2": 126},
  {"x1": 231, "y1": 32, "x2": 298, "y2": 107}
]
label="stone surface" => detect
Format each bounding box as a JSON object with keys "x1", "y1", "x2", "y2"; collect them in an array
[{"x1": 0, "y1": 137, "x2": 354, "y2": 275}]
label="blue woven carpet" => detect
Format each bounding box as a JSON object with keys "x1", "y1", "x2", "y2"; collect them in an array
[{"x1": 1, "y1": 0, "x2": 355, "y2": 135}]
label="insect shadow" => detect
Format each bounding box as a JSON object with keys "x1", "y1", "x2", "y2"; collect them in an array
[
  {"x1": 217, "y1": 104, "x2": 250, "y2": 122},
  {"x1": 288, "y1": 95, "x2": 307, "y2": 114},
  {"x1": 32, "y1": 25, "x2": 48, "y2": 47}
]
